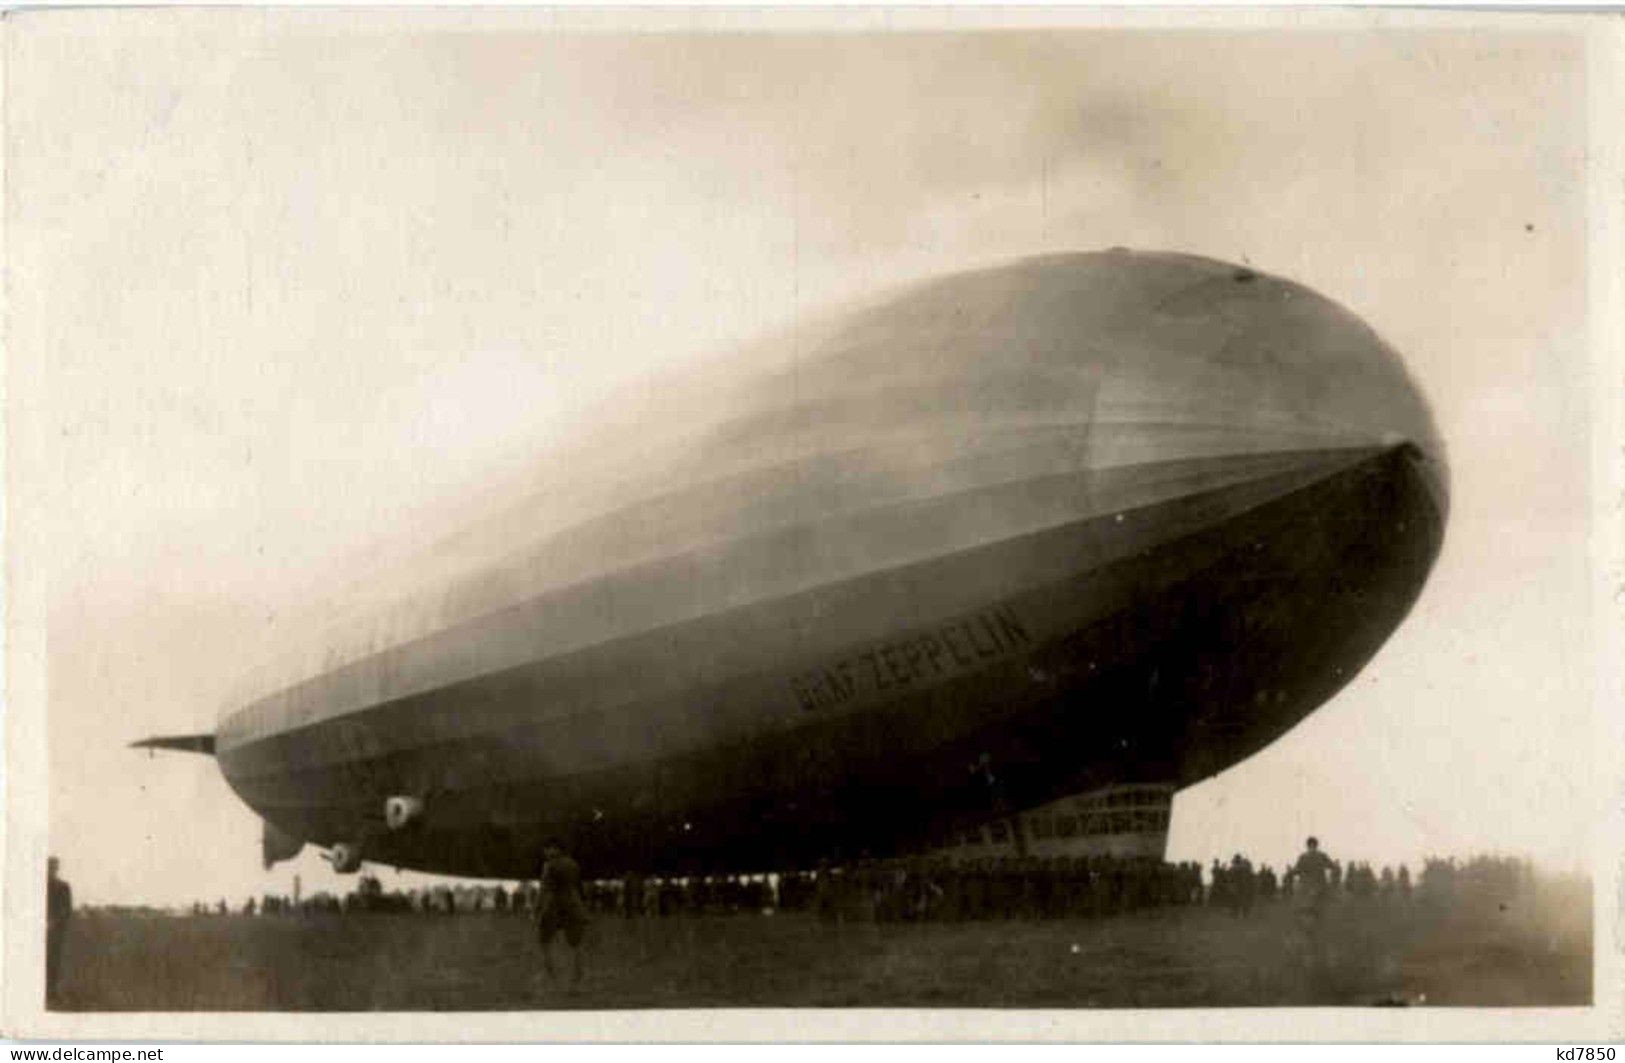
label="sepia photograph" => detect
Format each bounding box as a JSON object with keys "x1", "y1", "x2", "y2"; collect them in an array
[{"x1": 2, "y1": 5, "x2": 1619, "y2": 1043}]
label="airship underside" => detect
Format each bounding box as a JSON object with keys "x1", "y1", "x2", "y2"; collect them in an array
[{"x1": 142, "y1": 250, "x2": 1448, "y2": 878}]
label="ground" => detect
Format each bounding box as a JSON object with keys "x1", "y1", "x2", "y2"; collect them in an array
[{"x1": 51, "y1": 896, "x2": 1590, "y2": 1011}]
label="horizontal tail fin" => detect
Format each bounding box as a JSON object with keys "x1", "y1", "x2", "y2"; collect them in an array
[{"x1": 131, "y1": 733, "x2": 216, "y2": 755}]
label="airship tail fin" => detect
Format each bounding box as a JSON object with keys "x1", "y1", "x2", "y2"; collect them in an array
[{"x1": 131, "y1": 733, "x2": 216, "y2": 755}]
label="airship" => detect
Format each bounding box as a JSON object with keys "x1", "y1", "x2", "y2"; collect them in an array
[{"x1": 137, "y1": 249, "x2": 1448, "y2": 879}]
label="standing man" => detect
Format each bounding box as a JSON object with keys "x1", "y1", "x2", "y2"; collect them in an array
[
  {"x1": 1229, "y1": 853, "x2": 1256, "y2": 917},
  {"x1": 46, "y1": 857, "x2": 72, "y2": 1005},
  {"x1": 1287, "y1": 837, "x2": 1334, "y2": 898},
  {"x1": 535, "y1": 840, "x2": 587, "y2": 987},
  {"x1": 1285, "y1": 836, "x2": 1336, "y2": 971}
]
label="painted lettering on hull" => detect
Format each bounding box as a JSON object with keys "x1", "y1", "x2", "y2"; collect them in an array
[{"x1": 789, "y1": 604, "x2": 1032, "y2": 712}]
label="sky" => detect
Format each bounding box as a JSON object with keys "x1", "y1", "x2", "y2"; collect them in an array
[{"x1": 5, "y1": 13, "x2": 1600, "y2": 908}]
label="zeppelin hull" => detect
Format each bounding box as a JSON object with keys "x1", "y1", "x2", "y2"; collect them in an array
[
  {"x1": 218, "y1": 442, "x2": 1442, "y2": 877},
  {"x1": 205, "y1": 250, "x2": 1449, "y2": 877}
]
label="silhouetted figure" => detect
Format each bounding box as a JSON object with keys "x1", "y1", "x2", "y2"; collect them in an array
[
  {"x1": 1351, "y1": 862, "x2": 1377, "y2": 901},
  {"x1": 1285, "y1": 837, "x2": 1336, "y2": 970},
  {"x1": 622, "y1": 872, "x2": 644, "y2": 919},
  {"x1": 1229, "y1": 853, "x2": 1255, "y2": 916},
  {"x1": 1288, "y1": 838, "x2": 1334, "y2": 899},
  {"x1": 642, "y1": 878, "x2": 661, "y2": 918},
  {"x1": 356, "y1": 873, "x2": 383, "y2": 913},
  {"x1": 535, "y1": 841, "x2": 587, "y2": 987},
  {"x1": 814, "y1": 859, "x2": 839, "y2": 924},
  {"x1": 45, "y1": 857, "x2": 72, "y2": 1006}
]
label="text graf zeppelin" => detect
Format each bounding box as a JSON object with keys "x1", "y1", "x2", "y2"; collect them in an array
[{"x1": 788, "y1": 605, "x2": 1032, "y2": 712}]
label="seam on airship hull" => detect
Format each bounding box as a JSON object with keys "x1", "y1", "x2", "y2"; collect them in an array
[
  {"x1": 221, "y1": 424, "x2": 1389, "y2": 717},
  {"x1": 413, "y1": 425, "x2": 1380, "y2": 627},
  {"x1": 217, "y1": 445, "x2": 1382, "y2": 756},
  {"x1": 225, "y1": 446, "x2": 1371, "y2": 740},
  {"x1": 215, "y1": 446, "x2": 1384, "y2": 796}
]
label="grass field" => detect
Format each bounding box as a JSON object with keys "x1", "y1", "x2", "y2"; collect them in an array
[{"x1": 51, "y1": 895, "x2": 1590, "y2": 1011}]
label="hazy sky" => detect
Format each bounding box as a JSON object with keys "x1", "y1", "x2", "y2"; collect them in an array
[{"x1": 7, "y1": 13, "x2": 1596, "y2": 907}]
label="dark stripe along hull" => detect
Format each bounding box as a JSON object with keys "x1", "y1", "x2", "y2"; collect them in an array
[{"x1": 219, "y1": 442, "x2": 1442, "y2": 877}]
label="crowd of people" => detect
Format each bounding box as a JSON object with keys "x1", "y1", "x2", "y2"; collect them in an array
[
  {"x1": 46, "y1": 844, "x2": 1553, "y2": 1004},
  {"x1": 212, "y1": 878, "x2": 535, "y2": 918},
  {"x1": 188, "y1": 847, "x2": 1528, "y2": 925}
]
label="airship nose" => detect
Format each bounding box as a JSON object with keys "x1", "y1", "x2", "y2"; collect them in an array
[{"x1": 1392, "y1": 437, "x2": 1450, "y2": 526}]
